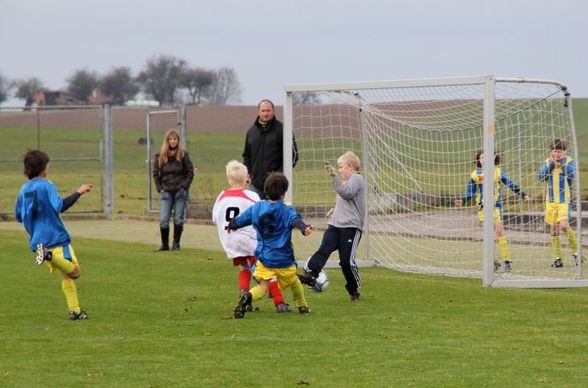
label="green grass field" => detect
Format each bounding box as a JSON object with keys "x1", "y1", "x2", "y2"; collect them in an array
[{"x1": 1, "y1": 227, "x2": 588, "y2": 386}]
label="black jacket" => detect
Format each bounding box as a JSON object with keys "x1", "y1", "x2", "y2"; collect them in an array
[
  {"x1": 153, "y1": 152, "x2": 194, "y2": 192},
  {"x1": 242, "y1": 116, "x2": 298, "y2": 191}
]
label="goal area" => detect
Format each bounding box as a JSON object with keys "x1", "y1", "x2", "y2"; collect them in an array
[{"x1": 283, "y1": 76, "x2": 585, "y2": 288}]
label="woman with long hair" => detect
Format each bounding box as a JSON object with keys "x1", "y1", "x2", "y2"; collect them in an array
[{"x1": 153, "y1": 129, "x2": 194, "y2": 251}]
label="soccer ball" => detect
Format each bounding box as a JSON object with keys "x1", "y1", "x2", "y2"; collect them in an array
[{"x1": 313, "y1": 270, "x2": 330, "y2": 292}]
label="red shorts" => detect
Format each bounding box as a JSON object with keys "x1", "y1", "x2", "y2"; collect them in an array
[{"x1": 232, "y1": 256, "x2": 256, "y2": 267}]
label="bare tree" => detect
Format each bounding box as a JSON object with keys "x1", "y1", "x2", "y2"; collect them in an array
[
  {"x1": 180, "y1": 67, "x2": 215, "y2": 105},
  {"x1": 293, "y1": 91, "x2": 322, "y2": 105},
  {"x1": 137, "y1": 55, "x2": 187, "y2": 106},
  {"x1": 99, "y1": 66, "x2": 139, "y2": 105},
  {"x1": 0, "y1": 72, "x2": 11, "y2": 105},
  {"x1": 209, "y1": 67, "x2": 242, "y2": 105},
  {"x1": 14, "y1": 77, "x2": 44, "y2": 106},
  {"x1": 66, "y1": 69, "x2": 99, "y2": 103}
]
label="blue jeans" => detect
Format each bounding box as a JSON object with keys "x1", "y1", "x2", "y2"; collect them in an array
[{"x1": 159, "y1": 189, "x2": 188, "y2": 228}]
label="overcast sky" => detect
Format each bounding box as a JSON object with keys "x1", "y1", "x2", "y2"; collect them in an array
[{"x1": 2, "y1": 0, "x2": 586, "y2": 106}]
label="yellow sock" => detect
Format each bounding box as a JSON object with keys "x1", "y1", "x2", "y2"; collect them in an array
[
  {"x1": 51, "y1": 256, "x2": 76, "y2": 275},
  {"x1": 566, "y1": 229, "x2": 578, "y2": 252},
  {"x1": 249, "y1": 285, "x2": 267, "y2": 302},
  {"x1": 551, "y1": 235, "x2": 562, "y2": 258},
  {"x1": 291, "y1": 280, "x2": 308, "y2": 308},
  {"x1": 497, "y1": 236, "x2": 511, "y2": 261},
  {"x1": 61, "y1": 278, "x2": 80, "y2": 313}
]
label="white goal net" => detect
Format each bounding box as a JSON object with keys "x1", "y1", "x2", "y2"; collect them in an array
[{"x1": 284, "y1": 76, "x2": 585, "y2": 288}]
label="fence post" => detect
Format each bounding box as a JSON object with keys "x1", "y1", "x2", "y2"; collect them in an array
[{"x1": 102, "y1": 104, "x2": 114, "y2": 219}]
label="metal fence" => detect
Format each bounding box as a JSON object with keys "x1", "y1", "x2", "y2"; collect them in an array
[{"x1": 0, "y1": 105, "x2": 113, "y2": 218}]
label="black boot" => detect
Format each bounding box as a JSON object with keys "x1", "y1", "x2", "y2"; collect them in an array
[
  {"x1": 155, "y1": 227, "x2": 170, "y2": 251},
  {"x1": 172, "y1": 224, "x2": 183, "y2": 251}
]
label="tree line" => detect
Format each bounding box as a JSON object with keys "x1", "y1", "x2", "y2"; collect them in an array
[{"x1": 0, "y1": 54, "x2": 242, "y2": 107}]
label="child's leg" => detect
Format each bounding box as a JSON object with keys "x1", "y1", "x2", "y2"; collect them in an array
[
  {"x1": 234, "y1": 256, "x2": 256, "y2": 292},
  {"x1": 338, "y1": 228, "x2": 362, "y2": 296},
  {"x1": 61, "y1": 276, "x2": 81, "y2": 313},
  {"x1": 560, "y1": 220, "x2": 578, "y2": 252},
  {"x1": 268, "y1": 279, "x2": 286, "y2": 306},
  {"x1": 550, "y1": 223, "x2": 562, "y2": 258},
  {"x1": 249, "y1": 280, "x2": 269, "y2": 301},
  {"x1": 495, "y1": 224, "x2": 512, "y2": 261},
  {"x1": 305, "y1": 225, "x2": 339, "y2": 277}
]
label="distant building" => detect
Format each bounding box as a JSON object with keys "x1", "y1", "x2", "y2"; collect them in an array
[{"x1": 31, "y1": 89, "x2": 82, "y2": 107}]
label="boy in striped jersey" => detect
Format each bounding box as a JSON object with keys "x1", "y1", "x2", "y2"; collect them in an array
[
  {"x1": 454, "y1": 151, "x2": 529, "y2": 273},
  {"x1": 538, "y1": 139, "x2": 579, "y2": 268}
]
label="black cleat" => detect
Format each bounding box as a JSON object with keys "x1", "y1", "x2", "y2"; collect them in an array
[
  {"x1": 35, "y1": 243, "x2": 52, "y2": 265},
  {"x1": 298, "y1": 306, "x2": 311, "y2": 314},
  {"x1": 552, "y1": 258, "x2": 563, "y2": 268},
  {"x1": 69, "y1": 310, "x2": 88, "y2": 321},
  {"x1": 297, "y1": 272, "x2": 316, "y2": 288},
  {"x1": 350, "y1": 292, "x2": 361, "y2": 302},
  {"x1": 234, "y1": 292, "x2": 252, "y2": 319},
  {"x1": 154, "y1": 244, "x2": 170, "y2": 252},
  {"x1": 493, "y1": 261, "x2": 501, "y2": 273},
  {"x1": 276, "y1": 303, "x2": 291, "y2": 313},
  {"x1": 503, "y1": 261, "x2": 512, "y2": 274}
]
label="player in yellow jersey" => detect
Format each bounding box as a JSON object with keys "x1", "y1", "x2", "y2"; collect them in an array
[
  {"x1": 455, "y1": 151, "x2": 529, "y2": 273},
  {"x1": 538, "y1": 139, "x2": 579, "y2": 268}
]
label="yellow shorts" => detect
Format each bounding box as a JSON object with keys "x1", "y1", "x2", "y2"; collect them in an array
[
  {"x1": 46, "y1": 244, "x2": 80, "y2": 273},
  {"x1": 477, "y1": 208, "x2": 502, "y2": 224},
  {"x1": 253, "y1": 260, "x2": 299, "y2": 290},
  {"x1": 545, "y1": 203, "x2": 569, "y2": 225}
]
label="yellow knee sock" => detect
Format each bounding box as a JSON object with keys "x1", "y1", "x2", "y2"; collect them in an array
[
  {"x1": 51, "y1": 256, "x2": 76, "y2": 275},
  {"x1": 61, "y1": 278, "x2": 80, "y2": 313},
  {"x1": 566, "y1": 229, "x2": 578, "y2": 252},
  {"x1": 291, "y1": 280, "x2": 308, "y2": 308},
  {"x1": 497, "y1": 236, "x2": 511, "y2": 261},
  {"x1": 551, "y1": 235, "x2": 562, "y2": 258},
  {"x1": 249, "y1": 285, "x2": 267, "y2": 302}
]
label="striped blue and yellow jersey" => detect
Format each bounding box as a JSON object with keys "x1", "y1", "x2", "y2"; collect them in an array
[
  {"x1": 538, "y1": 156, "x2": 575, "y2": 204},
  {"x1": 461, "y1": 167, "x2": 525, "y2": 209}
]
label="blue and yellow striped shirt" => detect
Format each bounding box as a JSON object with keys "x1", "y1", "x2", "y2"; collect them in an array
[{"x1": 538, "y1": 156, "x2": 575, "y2": 204}]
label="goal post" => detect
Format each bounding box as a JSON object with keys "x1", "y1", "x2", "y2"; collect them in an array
[{"x1": 284, "y1": 75, "x2": 585, "y2": 288}]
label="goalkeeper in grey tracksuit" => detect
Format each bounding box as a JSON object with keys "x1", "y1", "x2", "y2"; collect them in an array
[{"x1": 301, "y1": 151, "x2": 366, "y2": 301}]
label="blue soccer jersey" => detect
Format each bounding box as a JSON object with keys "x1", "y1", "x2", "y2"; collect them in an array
[
  {"x1": 15, "y1": 178, "x2": 71, "y2": 251},
  {"x1": 232, "y1": 199, "x2": 305, "y2": 268}
]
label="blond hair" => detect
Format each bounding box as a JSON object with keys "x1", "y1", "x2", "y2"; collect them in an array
[
  {"x1": 337, "y1": 151, "x2": 361, "y2": 171},
  {"x1": 158, "y1": 129, "x2": 185, "y2": 167},
  {"x1": 226, "y1": 160, "x2": 249, "y2": 188}
]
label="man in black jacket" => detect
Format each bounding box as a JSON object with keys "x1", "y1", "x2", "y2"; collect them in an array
[{"x1": 242, "y1": 99, "x2": 298, "y2": 198}]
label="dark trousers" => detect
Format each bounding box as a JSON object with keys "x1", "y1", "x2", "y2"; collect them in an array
[{"x1": 307, "y1": 225, "x2": 362, "y2": 295}]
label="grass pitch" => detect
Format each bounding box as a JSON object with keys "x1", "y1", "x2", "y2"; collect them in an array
[{"x1": 1, "y1": 228, "x2": 588, "y2": 386}]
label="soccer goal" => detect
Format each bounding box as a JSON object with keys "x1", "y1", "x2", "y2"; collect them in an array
[{"x1": 284, "y1": 75, "x2": 585, "y2": 288}]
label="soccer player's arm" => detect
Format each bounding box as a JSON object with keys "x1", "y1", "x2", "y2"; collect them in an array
[
  {"x1": 289, "y1": 205, "x2": 313, "y2": 235},
  {"x1": 14, "y1": 194, "x2": 22, "y2": 223},
  {"x1": 501, "y1": 171, "x2": 527, "y2": 199},
  {"x1": 538, "y1": 159, "x2": 554, "y2": 181},
  {"x1": 455, "y1": 177, "x2": 476, "y2": 206},
  {"x1": 227, "y1": 206, "x2": 253, "y2": 231},
  {"x1": 333, "y1": 174, "x2": 361, "y2": 200}
]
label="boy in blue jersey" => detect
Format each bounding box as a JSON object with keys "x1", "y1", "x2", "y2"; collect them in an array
[
  {"x1": 15, "y1": 150, "x2": 93, "y2": 320},
  {"x1": 454, "y1": 151, "x2": 528, "y2": 273},
  {"x1": 298, "y1": 151, "x2": 366, "y2": 301},
  {"x1": 229, "y1": 172, "x2": 314, "y2": 319},
  {"x1": 538, "y1": 139, "x2": 579, "y2": 268}
]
